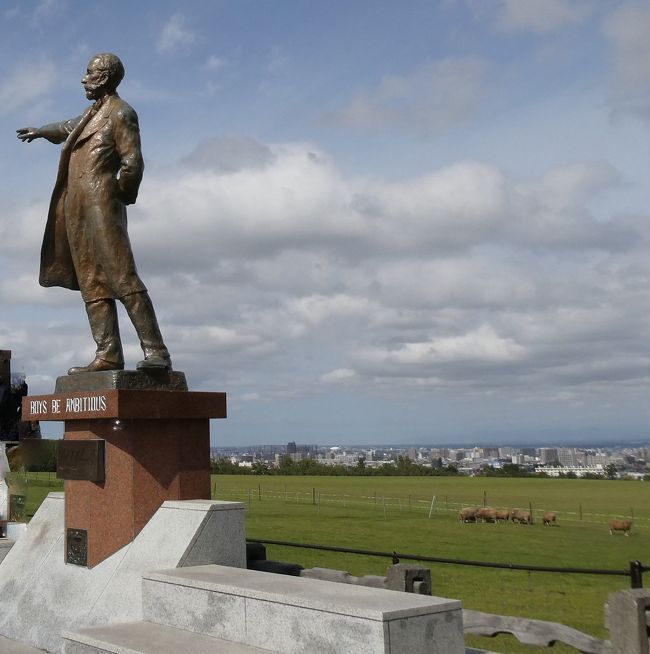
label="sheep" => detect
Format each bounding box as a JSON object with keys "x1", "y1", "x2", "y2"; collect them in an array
[
  {"x1": 476, "y1": 507, "x2": 498, "y2": 523},
  {"x1": 458, "y1": 507, "x2": 478, "y2": 523},
  {"x1": 608, "y1": 519, "x2": 632, "y2": 536},
  {"x1": 542, "y1": 511, "x2": 557, "y2": 526},
  {"x1": 510, "y1": 508, "x2": 532, "y2": 524}
]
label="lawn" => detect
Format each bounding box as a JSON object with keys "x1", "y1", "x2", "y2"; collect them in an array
[
  {"x1": 22, "y1": 473, "x2": 650, "y2": 653},
  {"x1": 213, "y1": 475, "x2": 650, "y2": 653}
]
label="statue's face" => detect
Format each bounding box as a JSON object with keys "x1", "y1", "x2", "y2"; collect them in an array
[{"x1": 81, "y1": 58, "x2": 108, "y2": 100}]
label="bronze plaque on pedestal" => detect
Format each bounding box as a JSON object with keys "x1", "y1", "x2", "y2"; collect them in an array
[
  {"x1": 66, "y1": 528, "x2": 88, "y2": 566},
  {"x1": 57, "y1": 440, "x2": 105, "y2": 482}
]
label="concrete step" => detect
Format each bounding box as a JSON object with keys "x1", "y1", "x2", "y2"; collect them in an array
[
  {"x1": 0, "y1": 538, "x2": 15, "y2": 564},
  {"x1": 142, "y1": 564, "x2": 465, "y2": 654},
  {"x1": 0, "y1": 634, "x2": 46, "y2": 653},
  {"x1": 61, "y1": 621, "x2": 274, "y2": 654}
]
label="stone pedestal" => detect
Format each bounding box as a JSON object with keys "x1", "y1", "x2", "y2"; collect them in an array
[
  {"x1": 0, "y1": 494, "x2": 246, "y2": 653},
  {"x1": 22, "y1": 372, "x2": 226, "y2": 568}
]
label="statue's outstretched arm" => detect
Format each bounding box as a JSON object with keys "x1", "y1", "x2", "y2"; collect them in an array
[{"x1": 17, "y1": 115, "x2": 83, "y2": 145}]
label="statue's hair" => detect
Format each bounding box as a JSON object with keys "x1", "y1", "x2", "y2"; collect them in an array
[{"x1": 91, "y1": 53, "x2": 125, "y2": 91}]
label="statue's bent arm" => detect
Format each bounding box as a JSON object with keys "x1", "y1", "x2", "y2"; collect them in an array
[{"x1": 114, "y1": 107, "x2": 144, "y2": 205}]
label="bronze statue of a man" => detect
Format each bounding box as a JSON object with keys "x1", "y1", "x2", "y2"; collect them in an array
[{"x1": 17, "y1": 53, "x2": 171, "y2": 374}]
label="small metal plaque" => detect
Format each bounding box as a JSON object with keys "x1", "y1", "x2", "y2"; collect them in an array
[
  {"x1": 66, "y1": 528, "x2": 88, "y2": 566},
  {"x1": 8, "y1": 494, "x2": 25, "y2": 522},
  {"x1": 57, "y1": 439, "x2": 105, "y2": 482}
]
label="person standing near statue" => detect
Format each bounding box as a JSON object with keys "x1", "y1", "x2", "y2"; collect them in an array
[{"x1": 17, "y1": 52, "x2": 171, "y2": 374}]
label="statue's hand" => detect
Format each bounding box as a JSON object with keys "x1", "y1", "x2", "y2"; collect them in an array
[{"x1": 16, "y1": 127, "x2": 40, "y2": 143}]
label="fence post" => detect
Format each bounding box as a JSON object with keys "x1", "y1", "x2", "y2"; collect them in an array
[
  {"x1": 312, "y1": 487, "x2": 315, "y2": 505},
  {"x1": 606, "y1": 586, "x2": 650, "y2": 654},
  {"x1": 258, "y1": 484, "x2": 261, "y2": 501},
  {"x1": 630, "y1": 560, "x2": 644, "y2": 589},
  {"x1": 428, "y1": 496, "x2": 436, "y2": 519},
  {"x1": 483, "y1": 490, "x2": 487, "y2": 507}
]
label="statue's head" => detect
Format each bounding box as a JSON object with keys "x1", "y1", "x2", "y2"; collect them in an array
[{"x1": 82, "y1": 53, "x2": 125, "y2": 100}]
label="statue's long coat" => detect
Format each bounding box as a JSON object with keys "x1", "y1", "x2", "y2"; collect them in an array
[{"x1": 39, "y1": 93, "x2": 147, "y2": 302}]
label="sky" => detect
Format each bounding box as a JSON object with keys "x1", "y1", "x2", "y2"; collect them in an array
[{"x1": 2, "y1": 0, "x2": 650, "y2": 446}]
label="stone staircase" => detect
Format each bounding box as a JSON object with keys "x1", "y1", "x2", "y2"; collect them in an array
[
  {"x1": 62, "y1": 564, "x2": 467, "y2": 654},
  {"x1": 63, "y1": 622, "x2": 272, "y2": 653}
]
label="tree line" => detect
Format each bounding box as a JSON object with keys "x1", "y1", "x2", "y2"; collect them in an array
[
  {"x1": 212, "y1": 458, "x2": 648, "y2": 480},
  {"x1": 211, "y1": 455, "x2": 459, "y2": 476}
]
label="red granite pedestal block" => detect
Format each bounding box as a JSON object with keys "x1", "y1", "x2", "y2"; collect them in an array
[
  {"x1": 64, "y1": 418, "x2": 210, "y2": 567},
  {"x1": 23, "y1": 387, "x2": 226, "y2": 568}
]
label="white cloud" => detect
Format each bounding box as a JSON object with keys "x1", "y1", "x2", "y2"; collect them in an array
[
  {"x1": 495, "y1": 0, "x2": 593, "y2": 33},
  {"x1": 359, "y1": 325, "x2": 527, "y2": 368},
  {"x1": 329, "y1": 57, "x2": 487, "y2": 136},
  {"x1": 157, "y1": 13, "x2": 196, "y2": 55},
  {"x1": 204, "y1": 55, "x2": 226, "y2": 72},
  {"x1": 0, "y1": 58, "x2": 57, "y2": 115},
  {"x1": 267, "y1": 45, "x2": 290, "y2": 74},
  {"x1": 4, "y1": 135, "x2": 650, "y2": 408},
  {"x1": 321, "y1": 368, "x2": 357, "y2": 384},
  {"x1": 604, "y1": 2, "x2": 650, "y2": 122},
  {"x1": 33, "y1": 0, "x2": 62, "y2": 21}
]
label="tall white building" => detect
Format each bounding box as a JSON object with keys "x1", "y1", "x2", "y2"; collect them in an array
[
  {"x1": 557, "y1": 448, "x2": 577, "y2": 467},
  {"x1": 539, "y1": 448, "x2": 558, "y2": 464}
]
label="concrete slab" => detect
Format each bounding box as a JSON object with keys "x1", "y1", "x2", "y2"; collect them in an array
[
  {"x1": 143, "y1": 564, "x2": 465, "y2": 654},
  {"x1": 0, "y1": 635, "x2": 46, "y2": 653},
  {"x1": 0, "y1": 538, "x2": 15, "y2": 564},
  {"x1": 0, "y1": 495, "x2": 245, "y2": 653},
  {"x1": 61, "y1": 622, "x2": 273, "y2": 654}
]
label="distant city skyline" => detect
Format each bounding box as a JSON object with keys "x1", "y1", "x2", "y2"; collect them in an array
[{"x1": 3, "y1": 2, "x2": 650, "y2": 446}]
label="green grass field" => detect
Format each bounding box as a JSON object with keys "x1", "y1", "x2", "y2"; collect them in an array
[
  {"x1": 213, "y1": 475, "x2": 650, "y2": 653},
  {"x1": 23, "y1": 473, "x2": 650, "y2": 653}
]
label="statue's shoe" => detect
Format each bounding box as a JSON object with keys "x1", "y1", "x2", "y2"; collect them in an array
[
  {"x1": 68, "y1": 358, "x2": 125, "y2": 375},
  {"x1": 136, "y1": 355, "x2": 172, "y2": 371}
]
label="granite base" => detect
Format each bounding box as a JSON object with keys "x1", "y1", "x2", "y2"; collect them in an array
[{"x1": 0, "y1": 494, "x2": 245, "y2": 653}]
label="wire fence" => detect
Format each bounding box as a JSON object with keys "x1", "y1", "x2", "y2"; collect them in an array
[
  {"x1": 246, "y1": 537, "x2": 648, "y2": 588},
  {"x1": 212, "y1": 484, "x2": 648, "y2": 529}
]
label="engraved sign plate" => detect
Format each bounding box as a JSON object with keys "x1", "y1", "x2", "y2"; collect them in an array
[
  {"x1": 67, "y1": 528, "x2": 88, "y2": 566},
  {"x1": 9, "y1": 494, "x2": 25, "y2": 522},
  {"x1": 57, "y1": 440, "x2": 105, "y2": 482}
]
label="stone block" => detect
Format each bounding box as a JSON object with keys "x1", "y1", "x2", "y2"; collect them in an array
[
  {"x1": 386, "y1": 563, "x2": 432, "y2": 595},
  {"x1": 0, "y1": 635, "x2": 46, "y2": 653},
  {"x1": 605, "y1": 588, "x2": 650, "y2": 654},
  {"x1": 62, "y1": 622, "x2": 271, "y2": 654},
  {"x1": 54, "y1": 370, "x2": 188, "y2": 393},
  {"x1": 143, "y1": 564, "x2": 465, "y2": 653},
  {"x1": 0, "y1": 538, "x2": 14, "y2": 564},
  {"x1": 0, "y1": 495, "x2": 245, "y2": 653}
]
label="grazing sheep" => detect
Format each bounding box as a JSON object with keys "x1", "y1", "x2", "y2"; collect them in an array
[
  {"x1": 510, "y1": 508, "x2": 532, "y2": 525},
  {"x1": 495, "y1": 509, "x2": 511, "y2": 523},
  {"x1": 542, "y1": 511, "x2": 557, "y2": 526},
  {"x1": 459, "y1": 507, "x2": 478, "y2": 523},
  {"x1": 476, "y1": 507, "x2": 498, "y2": 523},
  {"x1": 608, "y1": 519, "x2": 632, "y2": 536}
]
